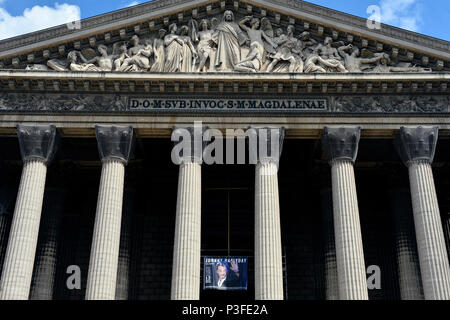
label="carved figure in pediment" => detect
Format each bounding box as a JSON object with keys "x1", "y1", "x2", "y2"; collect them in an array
[
  {"x1": 47, "y1": 58, "x2": 70, "y2": 71},
  {"x1": 235, "y1": 41, "x2": 264, "y2": 73},
  {"x1": 76, "y1": 45, "x2": 113, "y2": 71},
  {"x1": 304, "y1": 48, "x2": 327, "y2": 73},
  {"x1": 296, "y1": 31, "x2": 318, "y2": 55},
  {"x1": 118, "y1": 35, "x2": 152, "y2": 72},
  {"x1": 266, "y1": 25, "x2": 303, "y2": 73},
  {"x1": 211, "y1": 10, "x2": 247, "y2": 72},
  {"x1": 113, "y1": 42, "x2": 130, "y2": 71},
  {"x1": 239, "y1": 16, "x2": 277, "y2": 57},
  {"x1": 371, "y1": 53, "x2": 432, "y2": 73},
  {"x1": 317, "y1": 37, "x2": 347, "y2": 72},
  {"x1": 67, "y1": 51, "x2": 103, "y2": 71},
  {"x1": 0, "y1": 93, "x2": 7, "y2": 109},
  {"x1": 179, "y1": 25, "x2": 198, "y2": 72},
  {"x1": 25, "y1": 64, "x2": 49, "y2": 71},
  {"x1": 338, "y1": 44, "x2": 384, "y2": 72},
  {"x1": 191, "y1": 18, "x2": 218, "y2": 72},
  {"x1": 150, "y1": 29, "x2": 167, "y2": 72},
  {"x1": 164, "y1": 23, "x2": 184, "y2": 72}
]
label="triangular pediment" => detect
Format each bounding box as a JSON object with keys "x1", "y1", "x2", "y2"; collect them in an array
[{"x1": 0, "y1": 0, "x2": 448, "y2": 73}]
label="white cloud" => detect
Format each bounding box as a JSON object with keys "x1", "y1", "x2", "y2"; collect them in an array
[
  {"x1": 126, "y1": 1, "x2": 141, "y2": 7},
  {"x1": 380, "y1": 0, "x2": 422, "y2": 32},
  {"x1": 0, "y1": 3, "x2": 81, "y2": 40}
]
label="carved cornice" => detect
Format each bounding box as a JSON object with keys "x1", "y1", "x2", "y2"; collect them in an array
[{"x1": 1, "y1": 71, "x2": 449, "y2": 95}]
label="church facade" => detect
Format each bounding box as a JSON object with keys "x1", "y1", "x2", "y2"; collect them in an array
[{"x1": 0, "y1": 0, "x2": 448, "y2": 300}]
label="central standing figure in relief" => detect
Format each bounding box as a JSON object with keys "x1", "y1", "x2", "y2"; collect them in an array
[{"x1": 210, "y1": 10, "x2": 246, "y2": 72}]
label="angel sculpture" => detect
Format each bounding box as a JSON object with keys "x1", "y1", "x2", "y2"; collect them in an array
[
  {"x1": 266, "y1": 25, "x2": 303, "y2": 73},
  {"x1": 239, "y1": 16, "x2": 277, "y2": 57},
  {"x1": 371, "y1": 53, "x2": 432, "y2": 73},
  {"x1": 150, "y1": 29, "x2": 167, "y2": 72},
  {"x1": 179, "y1": 25, "x2": 198, "y2": 72},
  {"x1": 164, "y1": 23, "x2": 184, "y2": 72},
  {"x1": 338, "y1": 44, "x2": 384, "y2": 72},
  {"x1": 190, "y1": 18, "x2": 218, "y2": 72},
  {"x1": 117, "y1": 35, "x2": 153, "y2": 72},
  {"x1": 316, "y1": 37, "x2": 348, "y2": 72}
]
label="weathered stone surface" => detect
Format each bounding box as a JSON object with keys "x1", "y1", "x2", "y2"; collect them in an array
[
  {"x1": 322, "y1": 126, "x2": 361, "y2": 163},
  {"x1": 395, "y1": 126, "x2": 439, "y2": 165},
  {"x1": 255, "y1": 161, "x2": 284, "y2": 300},
  {"x1": 0, "y1": 160, "x2": 48, "y2": 300},
  {"x1": 17, "y1": 124, "x2": 57, "y2": 165},
  {"x1": 171, "y1": 162, "x2": 202, "y2": 300},
  {"x1": 95, "y1": 125, "x2": 134, "y2": 164},
  {"x1": 85, "y1": 159, "x2": 126, "y2": 300}
]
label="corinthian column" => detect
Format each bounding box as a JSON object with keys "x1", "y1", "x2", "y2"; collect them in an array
[
  {"x1": 322, "y1": 127, "x2": 368, "y2": 300},
  {"x1": 249, "y1": 127, "x2": 285, "y2": 300},
  {"x1": 170, "y1": 125, "x2": 206, "y2": 300},
  {"x1": 0, "y1": 125, "x2": 57, "y2": 300},
  {"x1": 85, "y1": 125, "x2": 134, "y2": 300},
  {"x1": 395, "y1": 126, "x2": 450, "y2": 300}
]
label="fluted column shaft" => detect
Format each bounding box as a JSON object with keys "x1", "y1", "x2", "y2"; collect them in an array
[
  {"x1": 255, "y1": 161, "x2": 284, "y2": 300},
  {"x1": 30, "y1": 189, "x2": 65, "y2": 300},
  {"x1": 331, "y1": 160, "x2": 368, "y2": 300},
  {"x1": 85, "y1": 125, "x2": 134, "y2": 300},
  {"x1": 389, "y1": 189, "x2": 424, "y2": 300},
  {"x1": 115, "y1": 188, "x2": 135, "y2": 300},
  {"x1": 0, "y1": 160, "x2": 47, "y2": 300},
  {"x1": 408, "y1": 161, "x2": 450, "y2": 300},
  {"x1": 322, "y1": 126, "x2": 367, "y2": 300},
  {"x1": 171, "y1": 162, "x2": 202, "y2": 300},
  {"x1": 85, "y1": 159, "x2": 125, "y2": 300},
  {"x1": 320, "y1": 188, "x2": 339, "y2": 300}
]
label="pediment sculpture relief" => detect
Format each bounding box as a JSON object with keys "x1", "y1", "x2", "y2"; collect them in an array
[{"x1": 23, "y1": 10, "x2": 434, "y2": 74}]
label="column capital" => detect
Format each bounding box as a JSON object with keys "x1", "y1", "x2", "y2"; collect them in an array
[
  {"x1": 394, "y1": 126, "x2": 439, "y2": 166},
  {"x1": 17, "y1": 124, "x2": 58, "y2": 165},
  {"x1": 95, "y1": 125, "x2": 134, "y2": 165},
  {"x1": 322, "y1": 126, "x2": 361, "y2": 164},
  {"x1": 247, "y1": 127, "x2": 285, "y2": 165},
  {"x1": 172, "y1": 126, "x2": 209, "y2": 164}
]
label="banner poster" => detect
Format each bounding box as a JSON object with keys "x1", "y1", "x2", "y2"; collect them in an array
[{"x1": 203, "y1": 257, "x2": 248, "y2": 291}]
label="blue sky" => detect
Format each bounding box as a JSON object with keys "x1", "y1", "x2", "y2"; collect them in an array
[{"x1": 0, "y1": 0, "x2": 449, "y2": 41}]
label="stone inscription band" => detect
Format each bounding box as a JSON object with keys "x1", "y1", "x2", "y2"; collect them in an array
[{"x1": 129, "y1": 98, "x2": 327, "y2": 112}]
